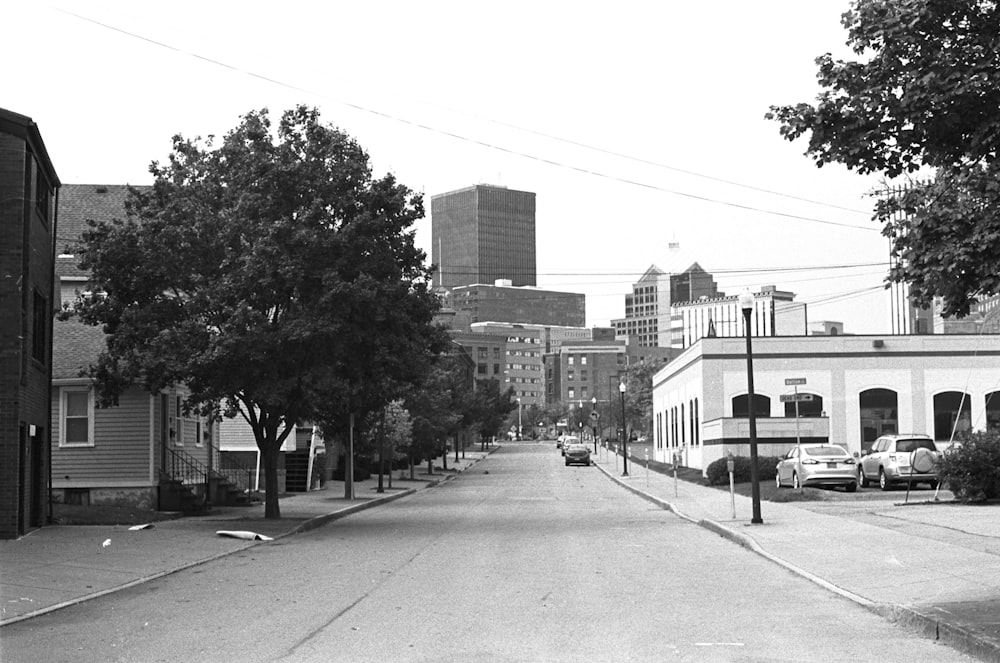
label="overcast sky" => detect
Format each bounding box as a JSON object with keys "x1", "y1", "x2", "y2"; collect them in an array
[{"x1": 6, "y1": 1, "x2": 894, "y2": 332}]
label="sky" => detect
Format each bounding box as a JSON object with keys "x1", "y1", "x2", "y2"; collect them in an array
[{"x1": 5, "y1": 1, "x2": 895, "y2": 332}]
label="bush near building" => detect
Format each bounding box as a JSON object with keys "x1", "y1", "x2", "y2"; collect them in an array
[
  {"x1": 939, "y1": 432, "x2": 1000, "y2": 502},
  {"x1": 705, "y1": 455, "x2": 782, "y2": 486}
]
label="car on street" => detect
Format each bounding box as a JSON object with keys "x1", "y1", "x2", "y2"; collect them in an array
[
  {"x1": 775, "y1": 444, "x2": 858, "y2": 492},
  {"x1": 564, "y1": 441, "x2": 591, "y2": 466},
  {"x1": 858, "y1": 434, "x2": 940, "y2": 490},
  {"x1": 559, "y1": 435, "x2": 580, "y2": 456}
]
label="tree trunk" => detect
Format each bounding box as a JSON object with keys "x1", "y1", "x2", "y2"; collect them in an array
[{"x1": 262, "y1": 442, "x2": 281, "y2": 519}]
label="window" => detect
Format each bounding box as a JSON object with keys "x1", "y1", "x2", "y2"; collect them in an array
[
  {"x1": 581, "y1": 356, "x2": 587, "y2": 365},
  {"x1": 568, "y1": 355, "x2": 574, "y2": 365},
  {"x1": 477, "y1": 364, "x2": 487, "y2": 374},
  {"x1": 568, "y1": 388, "x2": 575, "y2": 399},
  {"x1": 60, "y1": 388, "x2": 94, "y2": 447},
  {"x1": 35, "y1": 164, "x2": 50, "y2": 222},
  {"x1": 32, "y1": 290, "x2": 47, "y2": 362},
  {"x1": 580, "y1": 369, "x2": 588, "y2": 381}
]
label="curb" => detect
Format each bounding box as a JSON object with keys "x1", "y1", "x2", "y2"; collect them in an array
[
  {"x1": 1, "y1": 448, "x2": 498, "y2": 627},
  {"x1": 594, "y1": 460, "x2": 1000, "y2": 662}
]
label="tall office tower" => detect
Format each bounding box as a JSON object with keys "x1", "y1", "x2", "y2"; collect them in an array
[{"x1": 431, "y1": 184, "x2": 536, "y2": 289}]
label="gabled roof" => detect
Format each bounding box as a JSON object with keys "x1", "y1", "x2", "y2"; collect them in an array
[
  {"x1": 56, "y1": 184, "x2": 150, "y2": 278},
  {"x1": 52, "y1": 319, "x2": 106, "y2": 381}
]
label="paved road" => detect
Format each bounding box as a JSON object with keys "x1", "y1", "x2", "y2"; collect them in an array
[{"x1": 0, "y1": 443, "x2": 978, "y2": 662}]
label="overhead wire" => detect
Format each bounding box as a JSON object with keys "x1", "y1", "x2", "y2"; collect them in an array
[{"x1": 50, "y1": 5, "x2": 879, "y2": 233}]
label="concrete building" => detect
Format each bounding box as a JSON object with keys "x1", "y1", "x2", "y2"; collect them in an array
[
  {"x1": 431, "y1": 184, "x2": 536, "y2": 289},
  {"x1": 449, "y1": 330, "x2": 508, "y2": 386},
  {"x1": 672, "y1": 285, "x2": 807, "y2": 349},
  {"x1": 470, "y1": 323, "x2": 543, "y2": 405},
  {"x1": 444, "y1": 280, "x2": 585, "y2": 327},
  {"x1": 651, "y1": 334, "x2": 1000, "y2": 472},
  {"x1": 0, "y1": 108, "x2": 60, "y2": 538},
  {"x1": 612, "y1": 243, "x2": 721, "y2": 348}
]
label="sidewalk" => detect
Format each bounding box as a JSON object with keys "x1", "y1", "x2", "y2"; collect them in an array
[
  {"x1": 592, "y1": 444, "x2": 1000, "y2": 662},
  {"x1": 0, "y1": 448, "x2": 495, "y2": 626},
  {"x1": 3, "y1": 444, "x2": 999, "y2": 661}
]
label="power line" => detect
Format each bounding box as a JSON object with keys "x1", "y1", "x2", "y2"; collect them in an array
[{"x1": 51, "y1": 6, "x2": 879, "y2": 233}]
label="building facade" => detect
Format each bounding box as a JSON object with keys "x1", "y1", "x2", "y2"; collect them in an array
[
  {"x1": 652, "y1": 334, "x2": 1000, "y2": 472},
  {"x1": 612, "y1": 244, "x2": 721, "y2": 348},
  {"x1": 0, "y1": 108, "x2": 60, "y2": 538},
  {"x1": 672, "y1": 285, "x2": 807, "y2": 349},
  {"x1": 431, "y1": 184, "x2": 536, "y2": 289},
  {"x1": 470, "y1": 323, "x2": 543, "y2": 405},
  {"x1": 445, "y1": 280, "x2": 585, "y2": 327}
]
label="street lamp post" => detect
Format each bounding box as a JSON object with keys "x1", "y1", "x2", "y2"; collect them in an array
[
  {"x1": 619, "y1": 380, "x2": 628, "y2": 476},
  {"x1": 739, "y1": 290, "x2": 763, "y2": 524},
  {"x1": 591, "y1": 396, "x2": 598, "y2": 453},
  {"x1": 517, "y1": 398, "x2": 522, "y2": 441}
]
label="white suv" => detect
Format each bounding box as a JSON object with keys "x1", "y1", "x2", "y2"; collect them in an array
[{"x1": 858, "y1": 434, "x2": 940, "y2": 491}]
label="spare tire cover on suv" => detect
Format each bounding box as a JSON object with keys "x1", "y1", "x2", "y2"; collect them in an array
[{"x1": 911, "y1": 447, "x2": 937, "y2": 473}]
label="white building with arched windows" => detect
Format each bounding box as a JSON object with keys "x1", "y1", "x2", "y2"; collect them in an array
[{"x1": 651, "y1": 334, "x2": 1000, "y2": 472}]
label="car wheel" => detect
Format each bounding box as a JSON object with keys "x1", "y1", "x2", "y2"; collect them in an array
[
  {"x1": 845, "y1": 482, "x2": 857, "y2": 493},
  {"x1": 775, "y1": 472, "x2": 783, "y2": 489},
  {"x1": 858, "y1": 467, "x2": 869, "y2": 488},
  {"x1": 792, "y1": 472, "x2": 800, "y2": 490},
  {"x1": 879, "y1": 468, "x2": 891, "y2": 491},
  {"x1": 565, "y1": 460, "x2": 570, "y2": 466}
]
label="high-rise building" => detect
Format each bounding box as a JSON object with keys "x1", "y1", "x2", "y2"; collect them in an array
[
  {"x1": 612, "y1": 243, "x2": 721, "y2": 348},
  {"x1": 431, "y1": 184, "x2": 536, "y2": 289}
]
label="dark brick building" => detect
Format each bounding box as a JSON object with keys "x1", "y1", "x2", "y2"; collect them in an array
[
  {"x1": 431, "y1": 184, "x2": 536, "y2": 289},
  {"x1": 0, "y1": 108, "x2": 60, "y2": 538},
  {"x1": 445, "y1": 281, "x2": 585, "y2": 327}
]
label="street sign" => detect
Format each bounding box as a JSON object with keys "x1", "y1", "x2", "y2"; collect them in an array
[
  {"x1": 785, "y1": 378, "x2": 807, "y2": 386},
  {"x1": 589, "y1": 410, "x2": 600, "y2": 421},
  {"x1": 780, "y1": 393, "x2": 814, "y2": 402}
]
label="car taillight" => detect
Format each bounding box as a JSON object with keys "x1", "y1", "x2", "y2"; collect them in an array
[
  {"x1": 802, "y1": 458, "x2": 819, "y2": 465},
  {"x1": 844, "y1": 458, "x2": 855, "y2": 465}
]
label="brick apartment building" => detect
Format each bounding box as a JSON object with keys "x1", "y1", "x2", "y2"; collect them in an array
[{"x1": 0, "y1": 108, "x2": 60, "y2": 538}]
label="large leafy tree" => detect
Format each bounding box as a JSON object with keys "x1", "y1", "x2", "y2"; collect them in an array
[
  {"x1": 766, "y1": 0, "x2": 1000, "y2": 317},
  {"x1": 73, "y1": 105, "x2": 443, "y2": 518}
]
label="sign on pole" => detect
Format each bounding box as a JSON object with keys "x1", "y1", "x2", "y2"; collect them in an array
[
  {"x1": 779, "y1": 393, "x2": 814, "y2": 402},
  {"x1": 785, "y1": 378, "x2": 807, "y2": 386}
]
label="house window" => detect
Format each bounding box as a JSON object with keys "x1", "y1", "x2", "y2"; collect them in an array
[
  {"x1": 581, "y1": 356, "x2": 587, "y2": 365},
  {"x1": 568, "y1": 388, "x2": 575, "y2": 399},
  {"x1": 580, "y1": 369, "x2": 588, "y2": 381},
  {"x1": 32, "y1": 290, "x2": 47, "y2": 362},
  {"x1": 35, "y1": 164, "x2": 50, "y2": 223},
  {"x1": 568, "y1": 356, "x2": 574, "y2": 365},
  {"x1": 60, "y1": 388, "x2": 94, "y2": 447}
]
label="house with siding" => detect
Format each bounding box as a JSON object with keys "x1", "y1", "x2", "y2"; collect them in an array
[{"x1": 50, "y1": 184, "x2": 253, "y2": 511}]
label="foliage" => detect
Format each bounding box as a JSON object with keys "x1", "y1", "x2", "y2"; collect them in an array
[
  {"x1": 71, "y1": 106, "x2": 442, "y2": 518},
  {"x1": 938, "y1": 431, "x2": 1000, "y2": 501},
  {"x1": 766, "y1": 0, "x2": 1000, "y2": 317},
  {"x1": 624, "y1": 362, "x2": 656, "y2": 436},
  {"x1": 705, "y1": 455, "x2": 782, "y2": 486},
  {"x1": 469, "y1": 378, "x2": 518, "y2": 442}
]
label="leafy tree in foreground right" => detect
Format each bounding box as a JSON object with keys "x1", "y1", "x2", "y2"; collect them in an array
[{"x1": 766, "y1": 0, "x2": 1000, "y2": 318}]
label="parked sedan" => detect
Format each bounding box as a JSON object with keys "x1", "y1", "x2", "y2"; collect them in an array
[
  {"x1": 564, "y1": 442, "x2": 591, "y2": 466},
  {"x1": 775, "y1": 444, "x2": 858, "y2": 492}
]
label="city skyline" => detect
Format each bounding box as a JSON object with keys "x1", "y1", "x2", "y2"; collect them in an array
[{"x1": 5, "y1": 2, "x2": 892, "y2": 333}]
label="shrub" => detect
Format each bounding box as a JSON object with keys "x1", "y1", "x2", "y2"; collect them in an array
[
  {"x1": 938, "y1": 431, "x2": 1000, "y2": 501},
  {"x1": 705, "y1": 454, "x2": 782, "y2": 486}
]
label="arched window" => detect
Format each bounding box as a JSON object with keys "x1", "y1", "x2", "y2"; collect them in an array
[
  {"x1": 783, "y1": 394, "x2": 824, "y2": 418},
  {"x1": 859, "y1": 388, "x2": 898, "y2": 453},
  {"x1": 680, "y1": 403, "x2": 686, "y2": 445},
  {"x1": 693, "y1": 398, "x2": 700, "y2": 445},
  {"x1": 986, "y1": 392, "x2": 1000, "y2": 432},
  {"x1": 732, "y1": 394, "x2": 770, "y2": 418},
  {"x1": 934, "y1": 391, "x2": 972, "y2": 442}
]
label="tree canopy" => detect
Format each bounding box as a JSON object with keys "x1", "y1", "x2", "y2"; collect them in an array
[
  {"x1": 73, "y1": 105, "x2": 444, "y2": 517},
  {"x1": 766, "y1": 0, "x2": 1000, "y2": 317}
]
